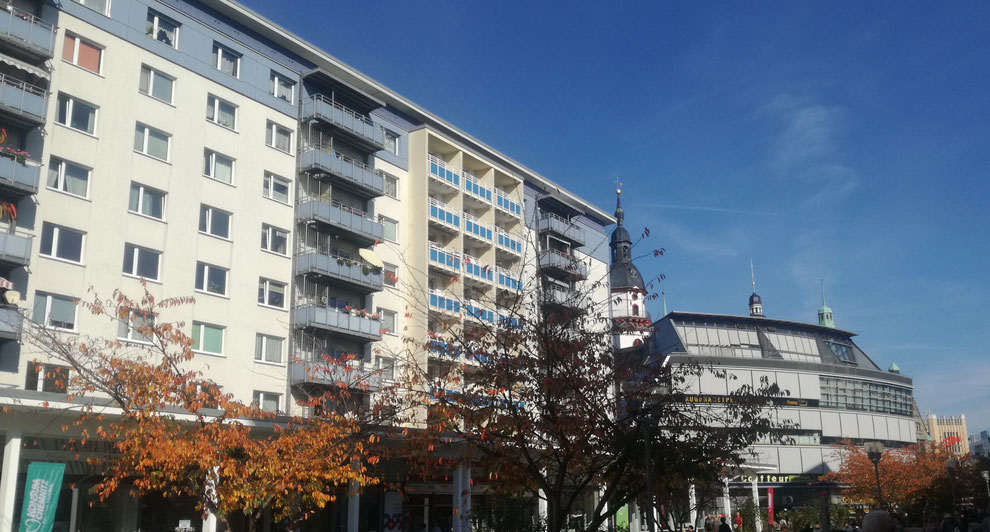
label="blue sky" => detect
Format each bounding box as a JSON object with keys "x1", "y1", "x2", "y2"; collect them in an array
[{"x1": 243, "y1": 1, "x2": 990, "y2": 432}]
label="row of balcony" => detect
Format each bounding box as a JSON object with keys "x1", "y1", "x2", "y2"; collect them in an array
[
  {"x1": 301, "y1": 95, "x2": 385, "y2": 152},
  {"x1": 0, "y1": 72, "x2": 47, "y2": 126},
  {"x1": 293, "y1": 304, "x2": 383, "y2": 342},
  {"x1": 299, "y1": 146, "x2": 385, "y2": 199},
  {"x1": 428, "y1": 158, "x2": 522, "y2": 220},
  {"x1": 0, "y1": 6, "x2": 56, "y2": 60},
  {"x1": 538, "y1": 212, "x2": 586, "y2": 248},
  {"x1": 538, "y1": 249, "x2": 589, "y2": 280},
  {"x1": 495, "y1": 190, "x2": 522, "y2": 218},
  {"x1": 295, "y1": 251, "x2": 383, "y2": 294},
  {"x1": 289, "y1": 359, "x2": 384, "y2": 390},
  {"x1": 495, "y1": 228, "x2": 523, "y2": 255},
  {"x1": 297, "y1": 198, "x2": 383, "y2": 246},
  {"x1": 428, "y1": 242, "x2": 520, "y2": 291},
  {"x1": 429, "y1": 289, "x2": 521, "y2": 327}
]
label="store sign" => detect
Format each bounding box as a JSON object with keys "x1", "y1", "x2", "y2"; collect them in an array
[
  {"x1": 18, "y1": 462, "x2": 65, "y2": 532},
  {"x1": 735, "y1": 474, "x2": 818, "y2": 484},
  {"x1": 677, "y1": 394, "x2": 819, "y2": 407}
]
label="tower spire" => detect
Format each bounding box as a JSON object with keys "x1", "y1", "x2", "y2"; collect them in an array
[
  {"x1": 818, "y1": 279, "x2": 835, "y2": 328},
  {"x1": 614, "y1": 178, "x2": 624, "y2": 226},
  {"x1": 748, "y1": 260, "x2": 763, "y2": 317}
]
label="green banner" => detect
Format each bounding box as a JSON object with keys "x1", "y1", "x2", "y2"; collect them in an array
[{"x1": 18, "y1": 462, "x2": 65, "y2": 532}]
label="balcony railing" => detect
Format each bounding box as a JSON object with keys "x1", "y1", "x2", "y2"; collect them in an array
[
  {"x1": 0, "y1": 6, "x2": 56, "y2": 59},
  {"x1": 428, "y1": 242, "x2": 461, "y2": 271},
  {"x1": 0, "y1": 231, "x2": 31, "y2": 266},
  {"x1": 496, "y1": 266, "x2": 522, "y2": 292},
  {"x1": 293, "y1": 304, "x2": 382, "y2": 341},
  {"x1": 495, "y1": 190, "x2": 522, "y2": 218},
  {"x1": 463, "y1": 212, "x2": 493, "y2": 242},
  {"x1": 290, "y1": 359, "x2": 382, "y2": 390},
  {"x1": 0, "y1": 156, "x2": 38, "y2": 195},
  {"x1": 428, "y1": 154, "x2": 459, "y2": 188},
  {"x1": 538, "y1": 212, "x2": 586, "y2": 247},
  {"x1": 429, "y1": 289, "x2": 461, "y2": 314},
  {"x1": 496, "y1": 228, "x2": 522, "y2": 255},
  {"x1": 465, "y1": 300, "x2": 495, "y2": 324},
  {"x1": 295, "y1": 250, "x2": 383, "y2": 293},
  {"x1": 428, "y1": 198, "x2": 460, "y2": 229},
  {"x1": 463, "y1": 174, "x2": 492, "y2": 203},
  {"x1": 462, "y1": 254, "x2": 493, "y2": 284},
  {"x1": 538, "y1": 249, "x2": 588, "y2": 279},
  {"x1": 543, "y1": 284, "x2": 581, "y2": 308},
  {"x1": 299, "y1": 144, "x2": 385, "y2": 198},
  {"x1": 428, "y1": 337, "x2": 462, "y2": 358},
  {"x1": 0, "y1": 306, "x2": 22, "y2": 341},
  {"x1": 301, "y1": 94, "x2": 384, "y2": 151},
  {"x1": 296, "y1": 197, "x2": 383, "y2": 245},
  {"x1": 0, "y1": 73, "x2": 47, "y2": 125}
]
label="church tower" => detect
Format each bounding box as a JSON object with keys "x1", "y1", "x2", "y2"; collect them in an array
[{"x1": 609, "y1": 185, "x2": 651, "y2": 350}]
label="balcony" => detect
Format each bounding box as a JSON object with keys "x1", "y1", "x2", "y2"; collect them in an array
[
  {"x1": 0, "y1": 306, "x2": 22, "y2": 341},
  {"x1": 496, "y1": 228, "x2": 523, "y2": 256},
  {"x1": 428, "y1": 242, "x2": 461, "y2": 273},
  {"x1": 0, "y1": 73, "x2": 47, "y2": 126},
  {"x1": 495, "y1": 190, "x2": 522, "y2": 218},
  {"x1": 538, "y1": 213, "x2": 586, "y2": 248},
  {"x1": 463, "y1": 174, "x2": 492, "y2": 205},
  {"x1": 428, "y1": 154, "x2": 459, "y2": 190},
  {"x1": 429, "y1": 289, "x2": 461, "y2": 317},
  {"x1": 543, "y1": 284, "x2": 582, "y2": 309},
  {"x1": 462, "y1": 254, "x2": 493, "y2": 285},
  {"x1": 0, "y1": 6, "x2": 55, "y2": 60},
  {"x1": 296, "y1": 199, "x2": 383, "y2": 246},
  {"x1": 295, "y1": 251, "x2": 383, "y2": 293},
  {"x1": 293, "y1": 305, "x2": 382, "y2": 342},
  {"x1": 0, "y1": 231, "x2": 31, "y2": 267},
  {"x1": 539, "y1": 249, "x2": 588, "y2": 280},
  {"x1": 299, "y1": 146, "x2": 385, "y2": 199},
  {"x1": 0, "y1": 156, "x2": 38, "y2": 196},
  {"x1": 463, "y1": 212, "x2": 493, "y2": 244},
  {"x1": 496, "y1": 267, "x2": 522, "y2": 293},
  {"x1": 464, "y1": 300, "x2": 495, "y2": 325},
  {"x1": 290, "y1": 359, "x2": 382, "y2": 390},
  {"x1": 428, "y1": 198, "x2": 460, "y2": 232},
  {"x1": 428, "y1": 337, "x2": 461, "y2": 358},
  {"x1": 301, "y1": 95, "x2": 384, "y2": 152}
]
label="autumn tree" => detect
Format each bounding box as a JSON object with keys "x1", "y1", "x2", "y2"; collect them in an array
[
  {"x1": 376, "y1": 220, "x2": 785, "y2": 532},
  {"x1": 27, "y1": 286, "x2": 380, "y2": 531}
]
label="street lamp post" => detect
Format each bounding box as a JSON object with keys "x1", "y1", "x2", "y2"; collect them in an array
[
  {"x1": 945, "y1": 458, "x2": 958, "y2": 511},
  {"x1": 865, "y1": 442, "x2": 884, "y2": 509}
]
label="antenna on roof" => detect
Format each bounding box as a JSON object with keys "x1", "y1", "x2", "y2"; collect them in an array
[{"x1": 750, "y1": 260, "x2": 756, "y2": 293}]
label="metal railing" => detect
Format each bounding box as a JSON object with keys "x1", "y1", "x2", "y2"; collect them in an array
[
  {"x1": 463, "y1": 212, "x2": 493, "y2": 241},
  {"x1": 463, "y1": 173, "x2": 492, "y2": 202},
  {"x1": 495, "y1": 189, "x2": 522, "y2": 216},
  {"x1": 0, "y1": 5, "x2": 55, "y2": 56},
  {"x1": 300, "y1": 141, "x2": 385, "y2": 178},
  {"x1": 428, "y1": 241, "x2": 461, "y2": 270},
  {"x1": 307, "y1": 94, "x2": 374, "y2": 126}
]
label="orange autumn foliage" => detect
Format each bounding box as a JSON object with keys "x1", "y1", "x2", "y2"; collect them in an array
[
  {"x1": 819, "y1": 439, "x2": 957, "y2": 508},
  {"x1": 30, "y1": 286, "x2": 378, "y2": 531}
]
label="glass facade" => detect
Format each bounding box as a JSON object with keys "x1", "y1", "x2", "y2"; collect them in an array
[{"x1": 820, "y1": 375, "x2": 913, "y2": 416}]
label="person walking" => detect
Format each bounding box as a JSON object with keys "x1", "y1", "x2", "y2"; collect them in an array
[
  {"x1": 735, "y1": 512, "x2": 745, "y2": 532},
  {"x1": 706, "y1": 514, "x2": 715, "y2": 532},
  {"x1": 720, "y1": 517, "x2": 734, "y2": 532}
]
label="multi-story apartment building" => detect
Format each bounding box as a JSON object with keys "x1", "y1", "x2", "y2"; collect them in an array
[
  {"x1": 927, "y1": 412, "x2": 970, "y2": 455},
  {"x1": 0, "y1": 1, "x2": 613, "y2": 531}
]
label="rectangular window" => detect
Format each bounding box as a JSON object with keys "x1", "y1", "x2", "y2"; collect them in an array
[
  {"x1": 203, "y1": 149, "x2": 234, "y2": 184},
  {"x1": 212, "y1": 42, "x2": 240, "y2": 77},
  {"x1": 265, "y1": 121, "x2": 292, "y2": 153},
  {"x1": 206, "y1": 95, "x2": 237, "y2": 130},
  {"x1": 384, "y1": 173, "x2": 398, "y2": 199},
  {"x1": 46, "y1": 157, "x2": 89, "y2": 198},
  {"x1": 261, "y1": 224, "x2": 288, "y2": 255},
  {"x1": 257, "y1": 278, "x2": 286, "y2": 309},
  {"x1": 379, "y1": 309, "x2": 396, "y2": 334},
  {"x1": 72, "y1": 0, "x2": 109, "y2": 16},
  {"x1": 384, "y1": 130, "x2": 399, "y2": 156},
  {"x1": 263, "y1": 173, "x2": 290, "y2": 203},
  {"x1": 134, "y1": 123, "x2": 170, "y2": 161},
  {"x1": 25, "y1": 362, "x2": 70, "y2": 393},
  {"x1": 62, "y1": 33, "x2": 102, "y2": 74},
  {"x1": 195, "y1": 262, "x2": 227, "y2": 296},
  {"x1": 191, "y1": 322, "x2": 224, "y2": 355},
  {"x1": 32, "y1": 292, "x2": 77, "y2": 331},
  {"x1": 128, "y1": 183, "x2": 165, "y2": 220},
  {"x1": 117, "y1": 311, "x2": 155, "y2": 343},
  {"x1": 55, "y1": 94, "x2": 97, "y2": 135},
  {"x1": 40, "y1": 223, "x2": 84, "y2": 263},
  {"x1": 198, "y1": 205, "x2": 230, "y2": 239},
  {"x1": 122, "y1": 243, "x2": 161, "y2": 281},
  {"x1": 379, "y1": 215, "x2": 397, "y2": 243},
  {"x1": 383, "y1": 263, "x2": 398, "y2": 288},
  {"x1": 270, "y1": 71, "x2": 295, "y2": 103},
  {"x1": 254, "y1": 334, "x2": 283, "y2": 364},
  {"x1": 146, "y1": 9, "x2": 178, "y2": 48},
  {"x1": 378, "y1": 356, "x2": 395, "y2": 381},
  {"x1": 139, "y1": 65, "x2": 174, "y2": 103},
  {"x1": 253, "y1": 391, "x2": 280, "y2": 413}
]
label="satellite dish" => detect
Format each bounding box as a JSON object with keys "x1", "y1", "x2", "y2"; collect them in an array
[{"x1": 4, "y1": 291, "x2": 20, "y2": 305}]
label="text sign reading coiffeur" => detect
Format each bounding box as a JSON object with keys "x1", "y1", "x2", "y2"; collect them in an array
[{"x1": 18, "y1": 462, "x2": 65, "y2": 532}]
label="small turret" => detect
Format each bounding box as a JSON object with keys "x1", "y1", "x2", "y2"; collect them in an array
[
  {"x1": 888, "y1": 362, "x2": 901, "y2": 374},
  {"x1": 818, "y1": 280, "x2": 834, "y2": 328}
]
